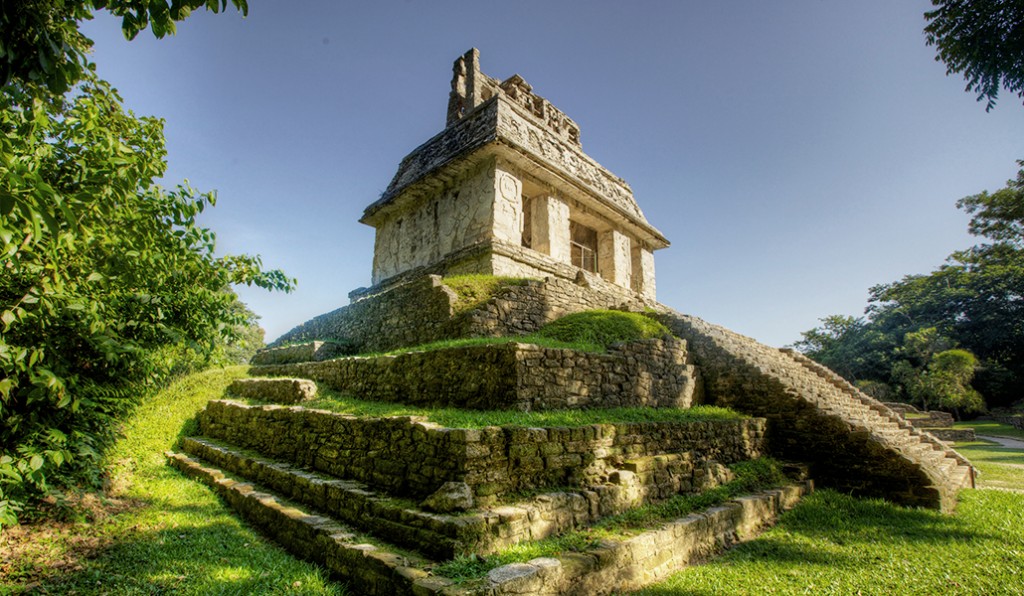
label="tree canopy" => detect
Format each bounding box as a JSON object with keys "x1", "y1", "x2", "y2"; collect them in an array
[
  {"x1": 0, "y1": 0, "x2": 289, "y2": 527},
  {"x1": 924, "y1": 0, "x2": 1024, "y2": 110},
  {"x1": 796, "y1": 162, "x2": 1024, "y2": 413}
]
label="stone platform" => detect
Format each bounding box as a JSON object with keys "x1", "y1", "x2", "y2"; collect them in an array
[
  {"x1": 252, "y1": 338, "x2": 700, "y2": 411},
  {"x1": 167, "y1": 373, "x2": 807, "y2": 594}
]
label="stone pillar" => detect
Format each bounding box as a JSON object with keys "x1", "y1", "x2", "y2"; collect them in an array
[
  {"x1": 531, "y1": 195, "x2": 571, "y2": 263},
  {"x1": 491, "y1": 166, "x2": 523, "y2": 246},
  {"x1": 632, "y1": 245, "x2": 656, "y2": 301},
  {"x1": 598, "y1": 229, "x2": 631, "y2": 288}
]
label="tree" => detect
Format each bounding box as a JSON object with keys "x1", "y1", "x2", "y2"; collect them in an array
[
  {"x1": 0, "y1": 0, "x2": 287, "y2": 527},
  {"x1": 924, "y1": 0, "x2": 1024, "y2": 111},
  {"x1": 956, "y1": 160, "x2": 1024, "y2": 244},
  {"x1": 1, "y1": 0, "x2": 248, "y2": 95},
  {"x1": 796, "y1": 161, "x2": 1024, "y2": 411},
  {"x1": 792, "y1": 315, "x2": 895, "y2": 382}
]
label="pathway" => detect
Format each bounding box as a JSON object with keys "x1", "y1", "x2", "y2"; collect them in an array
[{"x1": 977, "y1": 435, "x2": 1024, "y2": 450}]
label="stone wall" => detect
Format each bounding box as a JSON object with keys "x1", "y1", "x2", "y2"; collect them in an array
[
  {"x1": 253, "y1": 338, "x2": 700, "y2": 411},
  {"x1": 371, "y1": 161, "x2": 497, "y2": 285},
  {"x1": 477, "y1": 483, "x2": 811, "y2": 596},
  {"x1": 271, "y1": 273, "x2": 647, "y2": 355},
  {"x1": 271, "y1": 275, "x2": 458, "y2": 353},
  {"x1": 656, "y1": 309, "x2": 971, "y2": 511},
  {"x1": 198, "y1": 400, "x2": 765, "y2": 505}
]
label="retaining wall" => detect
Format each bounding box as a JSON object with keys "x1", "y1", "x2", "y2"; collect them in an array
[
  {"x1": 198, "y1": 401, "x2": 765, "y2": 504},
  {"x1": 253, "y1": 338, "x2": 700, "y2": 411}
]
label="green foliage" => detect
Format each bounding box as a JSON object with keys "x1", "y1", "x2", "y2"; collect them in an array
[
  {"x1": 0, "y1": 3, "x2": 289, "y2": 527},
  {"x1": 797, "y1": 162, "x2": 1024, "y2": 411},
  {"x1": 1, "y1": 0, "x2": 249, "y2": 95},
  {"x1": 956, "y1": 159, "x2": 1024, "y2": 244},
  {"x1": 535, "y1": 310, "x2": 671, "y2": 349},
  {"x1": 372, "y1": 335, "x2": 604, "y2": 357},
  {"x1": 1, "y1": 366, "x2": 346, "y2": 594},
  {"x1": 442, "y1": 274, "x2": 530, "y2": 315},
  {"x1": 924, "y1": 0, "x2": 1024, "y2": 111}
]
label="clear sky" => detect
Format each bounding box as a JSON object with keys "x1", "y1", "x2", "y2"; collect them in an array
[{"x1": 80, "y1": 1, "x2": 1024, "y2": 347}]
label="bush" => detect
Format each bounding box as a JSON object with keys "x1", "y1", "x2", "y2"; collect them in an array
[{"x1": 535, "y1": 310, "x2": 671, "y2": 349}]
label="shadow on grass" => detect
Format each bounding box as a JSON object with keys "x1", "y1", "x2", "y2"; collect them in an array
[
  {"x1": 20, "y1": 506, "x2": 344, "y2": 595},
  {"x1": 634, "y1": 488, "x2": 1003, "y2": 596}
]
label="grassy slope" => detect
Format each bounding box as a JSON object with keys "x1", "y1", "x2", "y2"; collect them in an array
[{"x1": 1, "y1": 367, "x2": 344, "y2": 595}]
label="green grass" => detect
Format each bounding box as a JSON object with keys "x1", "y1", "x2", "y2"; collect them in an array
[
  {"x1": 298, "y1": 389, "x2": 744, "y2": 429},
  {"x1": 956, "y1": 419, "x2": 1024, "y2": 441},
  {"x1": 1, "y1": 366, "x2": 345, "y2": 595},
  {"x1": 632, "y1": 439, "x2": 1024, "y2": 595},
  {"x1": 534, "y1": 309, "x2": 671, "y2": 348},
  {"x1": 435, "y1": 459, "x2": 789, "y2": 582},
  {"x1": 369, "y1": 334, "x2": 604, "y2": 356},
  {"x1": 442, "y1": 274, "x2": 531, "y2": 314},
  {"x1": 954, "y1": 439, "x2": 1024, "y2": 492}
]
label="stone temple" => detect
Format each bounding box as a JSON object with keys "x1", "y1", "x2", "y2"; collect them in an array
[
  {"x1": 362, "y1": 48, "x2": 667, "y2": 301},
  {"x1": 168, "y1": 50, "x2": 975, "y2": 595}
]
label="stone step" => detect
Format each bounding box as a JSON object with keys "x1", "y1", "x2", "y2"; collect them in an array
[
  {"x1": 197, "y1": 399, "x2": 767, "y2": 508},
  {"x1": 227, "y1": 377, "x2": 318, "y2": 404},
  {"x1": 165, "y1": 451, "x2": 439, "y2": 595},
  {"x1": 167, "y1": 448, "x2": 812, "y2": 595},
  {"x1": 657, "y1": 310, "x2": 974, "y2": 512},
  {"x1": 178, "y1": 436, "x2": 619, "y2": 559}
]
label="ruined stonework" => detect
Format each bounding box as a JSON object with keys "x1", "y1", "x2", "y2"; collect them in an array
[
  {"x1": 271, "y1": 273, "x2": 647, "y2": 354},
  {"x1": 167, "y1": 50, "x2": 977, "y2": 595},
  {"x1": 253, "y1": 338, "x2": 701, "y2": 411},
  {"x1": 361, "y1": 49, "x2": 668, "y2": 300}
]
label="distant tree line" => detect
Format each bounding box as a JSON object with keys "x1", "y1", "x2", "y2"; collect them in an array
[{"x1": 795, "y1": 163, "x2": 1024, "y2": 417}]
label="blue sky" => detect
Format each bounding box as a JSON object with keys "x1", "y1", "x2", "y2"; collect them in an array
[{"x1": 80, "y1": 1, "x2": 1024, "y2": 347}]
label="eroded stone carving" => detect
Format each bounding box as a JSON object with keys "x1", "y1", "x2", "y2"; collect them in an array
[{"x1": 364, "y1": 50, "x2": 669, "y2": 300}]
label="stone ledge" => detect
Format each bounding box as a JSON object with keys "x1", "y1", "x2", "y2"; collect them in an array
[
  {"x1": 198, "y1": 400, "x2": 766, "y2": 505},
  {"x1": 227, "y1": 377, "x2": 317, "y2": 404},
  {"x1": 168, "y1": 447, "x2": 811, "y2": 595},
  {"x1": 251, "y1": 341, "x2": 350, "y2": 365},
  {"x1": 253, "y1": 338, "x2": 699, "y2": 411},
  {"x1": 165, "y1": 451, "x2": 434, "y2": 595},
  {"x1": 471, "y1": 482, "x2": 813, "y2": 595},
  {"x1": 180, "y1": 435, "x2": 753, "y2": 559}
]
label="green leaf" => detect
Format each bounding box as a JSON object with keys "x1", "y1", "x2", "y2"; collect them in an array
[{"x1": 29, "y1": 455, "x2": 43, "y2": 471}]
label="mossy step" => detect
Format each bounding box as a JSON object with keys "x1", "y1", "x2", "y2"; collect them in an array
[
  {"x1": 178, "y1": 436, "x2": 750, "y2": 560},
  {"x1": 465, "y1": 482, "x2": 814, "y2": 595},
  {"x1": 197, "y1": 399, "x2": 766, "y2": 507},
  {"x1": 165, "y1": 451, "x2": 440, "y2": 595},
  {"x1": 179, "y1": 436, "x2": 600, "y2": 559},
  {"x1": 168, "y1": 447, "x2": 812, "y2": 595},
  {"x1": 227, "y1": 377, "x2": 318, "y2": 404}
]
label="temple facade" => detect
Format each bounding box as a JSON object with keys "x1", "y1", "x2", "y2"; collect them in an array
[{"x1": 360, "y1": 49, "x2": 669, "y2": 300}]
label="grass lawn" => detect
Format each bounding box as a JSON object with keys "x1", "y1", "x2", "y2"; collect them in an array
[
  {"x1": 633, "y1": 439, "x2": 1024, "y2": 595},
  {"x1": 0, "y1": 367, "x2": 345, "y2": 595},
  {"x1": 956, "y1": 419, "x2": 1024, "y2": 441}
]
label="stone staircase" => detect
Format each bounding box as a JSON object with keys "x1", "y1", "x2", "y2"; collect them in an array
[
  {"x1": 166, "y1": 370, "x2": 812, "y2": 594},
  {"x1": 655, "y1": 309, "x2": 973, "y2": 512}
]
